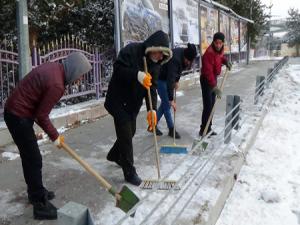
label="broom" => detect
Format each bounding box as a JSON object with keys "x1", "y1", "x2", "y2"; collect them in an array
[
  {"x1": 140, "y1": 57, "x2": 178, "y2": 190},
  {"x1": 160, "y1": 89, "x2": 188, "y2": 154}
]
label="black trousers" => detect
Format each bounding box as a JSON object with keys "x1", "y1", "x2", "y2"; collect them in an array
[
  {"x1": 200, "y1": 77, "x2": 216, "y2": 133},
  {"x1": 108, "y1": 117, "x2": 137, "y2": 176},
  {"x1": 4, "y1": 111, "x2": 45, "y2": 201}
]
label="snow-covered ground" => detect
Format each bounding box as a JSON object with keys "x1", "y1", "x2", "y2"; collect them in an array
[
  {"x1": 216, "y1": 63, "x2": 300, "y2": 225},
  {"x1": 1, "y1": 59, "x2": 296, "y2": 225}
]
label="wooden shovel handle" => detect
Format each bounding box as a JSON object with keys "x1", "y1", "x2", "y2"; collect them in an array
[
  {"x1": 143, "y1": 57, "x2": 161, "y2": 179},
  {"x1": 60, "y1": 142, "x2": 113, "y2": 192}
]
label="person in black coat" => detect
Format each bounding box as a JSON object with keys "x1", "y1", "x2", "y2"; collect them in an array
[
  {"x1": 104, "y1": 30, "x2": 172, "y2": 185},
  {"x1": 151, "y1": 43, "x2": 197, "y2": 139}
]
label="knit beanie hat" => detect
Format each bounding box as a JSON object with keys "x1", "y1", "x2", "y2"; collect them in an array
[
  {"x1": 213, "y1": 32, "x2": 225, "y2": 42},
  {"x1": 184, "y1": 43, "x2": 197, "y2": 61}
]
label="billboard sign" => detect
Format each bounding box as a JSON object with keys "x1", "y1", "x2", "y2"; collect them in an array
[
  {"x1": 172, "y1": 0, "x2": 199, "y2": 46},
  {"x1": 120, "y1": 0, "x2": 169, "y2": 46},
  {"x1": 219, "y1": 12, "x2": 230, "y2": 53},
  {"x1": 230, "y1": 18, "x2": 239, "y2": 53},
  {"x1": 240, "y1": 21, "x2": 248, "y2": 52},
  {"x1": 200, "y1": 5, "x2": 218, "y2": 53}
]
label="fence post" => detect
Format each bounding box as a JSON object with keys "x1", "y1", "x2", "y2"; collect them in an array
[
  {"x1": 254, "y1": 76, "x2": 265, "y2": 104},
  {"x1": 233, "y1": 95, "x2": 240, "y2": 130},
  {"x1": 31, "y1": 41, "x2": 38, "y2": 68},
  {"x1": 94, "y1": 48, "x2": 100, "y2": 100},
  {"x1": 224, "y1": 95, "x2": 234, "y2": 144},
  {"x1": 224, "y1": 95, "x2": 241, "y2": 144}
]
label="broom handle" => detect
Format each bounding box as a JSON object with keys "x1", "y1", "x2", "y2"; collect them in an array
[
  {"x1": 203, "y1": 69, "x2": 229, "y2": 137},
  {"x1": 144, "y1": 57, "x2": 161, "y2": 179},
  {"x1": 173, "y1": 89, "x2": 176, "y2": 145},
  {"x1": 60, "y1": 142, "x2": 119, "y2": 196}
]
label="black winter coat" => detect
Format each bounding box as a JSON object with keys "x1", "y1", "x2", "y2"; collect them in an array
[
  {"x1": 104, "y1": 31, "x2": 172, "y2": 124},
  {"x1": 159, "y1": 48, "x2": 185, "y2": 101}
]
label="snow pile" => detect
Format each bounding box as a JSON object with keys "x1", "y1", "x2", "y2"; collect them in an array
[{"x1": 216, "y1": 62, "x2": 300, "y2": 225}]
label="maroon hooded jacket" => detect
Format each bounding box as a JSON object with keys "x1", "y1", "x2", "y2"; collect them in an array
[
  {"x1": 5, "y1": 52, "x2": 92, "y2": 142},
  {"x1": 201, "y1": 45, "x2": 228, "y2": 88},
  {"x1": 5, "y1": 63, "x2": 65, "y2": 141}
]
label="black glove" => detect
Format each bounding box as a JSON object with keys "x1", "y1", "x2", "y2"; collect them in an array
[
  {"x1": 212, "y1": 87, "x2": 222, "y2": 99},
  {"x1": 225, "y1": 61, "x2": 232, "y2": 71}
]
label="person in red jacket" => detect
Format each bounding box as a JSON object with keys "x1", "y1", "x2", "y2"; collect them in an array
[
  {"x1": 4, "y1": 52, "x2": 92, "y2": 220},
  {"x1": 199, "y1": 32, "x2": 232, "y2": 137}
]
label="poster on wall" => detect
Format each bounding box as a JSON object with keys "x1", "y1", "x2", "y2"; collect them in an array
[
  {"x1": 240, "y1": 22, "x2": 248, "y2": 52},
  {"x1": 219, "y1": 12, "x2": 230, "y2": 54},
  {"x1": 120, "y1": 0, "x2": 169, "y2": 47},
  {"x1": 230, "y1": 18, "x2": 239, "y2": 53},
  {"x1": 200, "y1": 5, "x2": 218, "y2": 54},
  {"x1": 172, "y1": 0, "x2": 199, "y2": 46}
]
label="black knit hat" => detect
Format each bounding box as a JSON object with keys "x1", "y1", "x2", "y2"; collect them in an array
[
  {"x1": 213, "y1": 32, "x2": 225, "y2": 42},
  {"x1": 184, "y1": 43, "x2": 197, "y2": 61}
]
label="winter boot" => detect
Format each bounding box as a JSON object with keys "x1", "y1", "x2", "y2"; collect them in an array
[
  {"x1": 168, "y1": 128, "x2": 181, "y2": 139},
  {"x1": 123, "y1": 167, "x2": 142, "y2": 186},
  {"x1": 32, "y1": 196, "x2": 57, "y2": 220},
  {"x1": 28, "y1": 189, "x2": 55, "y2": 204},
  {"x1": 147, "y1": 126, "x2": 163, "y2": 136}
]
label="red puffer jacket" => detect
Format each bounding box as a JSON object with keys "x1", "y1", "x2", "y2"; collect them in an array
[
  {"x1": 5, "y1": 63, "x2": 65, "y2": 141},
  {"x1": 201, "y1": 45, "x2": 228, "y2": 88}
]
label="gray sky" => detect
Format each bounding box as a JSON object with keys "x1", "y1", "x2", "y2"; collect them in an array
[{"x1": 261, "y1": 0, "x2": 300, "y2": 18}]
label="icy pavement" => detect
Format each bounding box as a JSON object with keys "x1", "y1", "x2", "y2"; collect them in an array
[
  {"x1": 216, "y1": 58, "x2": 300, "y2": 225},
  {"x1": 0, "y1": 59, "x2": 282, "y2": 225}
]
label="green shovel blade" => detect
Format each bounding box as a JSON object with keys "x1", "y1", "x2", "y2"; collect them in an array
[
  {"x1": 116, "y1": 185, "x2": 139, "y2": 215},
  {"x1": 201, "y1": 141, "x2": 209, "y2": 150}
]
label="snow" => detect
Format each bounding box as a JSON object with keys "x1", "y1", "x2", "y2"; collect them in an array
[
  {"x1": 251, "y1": 56, "x2": 284, "y2": 61},
  {"x1": 0, "y1": 121, "x2": 6, "y2": 129},
  {"x1": 50, "y1": 99, "x2": 104, "y2": 119},
  {"x1": 1, "y1": 152, "x2": 19, "y2": 161},
  {"x1": 0, "y1": 190, "x2": 25, "y2": 220},
  {"x1": 216, "y1": 63, "x2": 300, "y2": 225},
  {"x1": 1, "y1": 59, "x2": 298, "y2": 224}
]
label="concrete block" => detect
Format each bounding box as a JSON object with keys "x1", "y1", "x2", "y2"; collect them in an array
[{"x1": 58, "y1": 201, "x2": 94, "y2": 225}]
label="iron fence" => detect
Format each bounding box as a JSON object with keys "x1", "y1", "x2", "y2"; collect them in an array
[{"x1": 0, "y1": 36, "x2": 115, "y2": 114}]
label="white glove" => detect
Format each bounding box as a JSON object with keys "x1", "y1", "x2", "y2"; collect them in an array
[{"x1": 137, "y1": 71, "x2": 146, "y2": 85}]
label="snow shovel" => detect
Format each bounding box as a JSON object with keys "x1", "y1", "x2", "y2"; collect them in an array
[
  {"x1": 60, "y1": 142, "x2": 139, "y2": 214},
  {"x1": 200, "y1": 68, "x2": 229, "y2": 150},
  {"x1": 140, "y1": 57, "x2": 178, "y2": 190},
  {"x1": 160, "y1": 89, "x2": 188, "y2": 154}
]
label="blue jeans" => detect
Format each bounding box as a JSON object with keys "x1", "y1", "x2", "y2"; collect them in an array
[{"x1": 157, "y1": 80, "x2": 174, "y2": 129}]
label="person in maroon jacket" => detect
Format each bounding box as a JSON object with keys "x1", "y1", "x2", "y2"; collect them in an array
[
  {"x1": 199, "y1": 32, "x2": 232, "y2": 137},
  {"x1": 4, "y1": 52, "x2": 92, "y2": 220}
]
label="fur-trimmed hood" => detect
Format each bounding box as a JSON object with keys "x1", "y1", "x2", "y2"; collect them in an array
[{"x1": 143, "y1": 30, "x2": 172, "y2": 65}]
